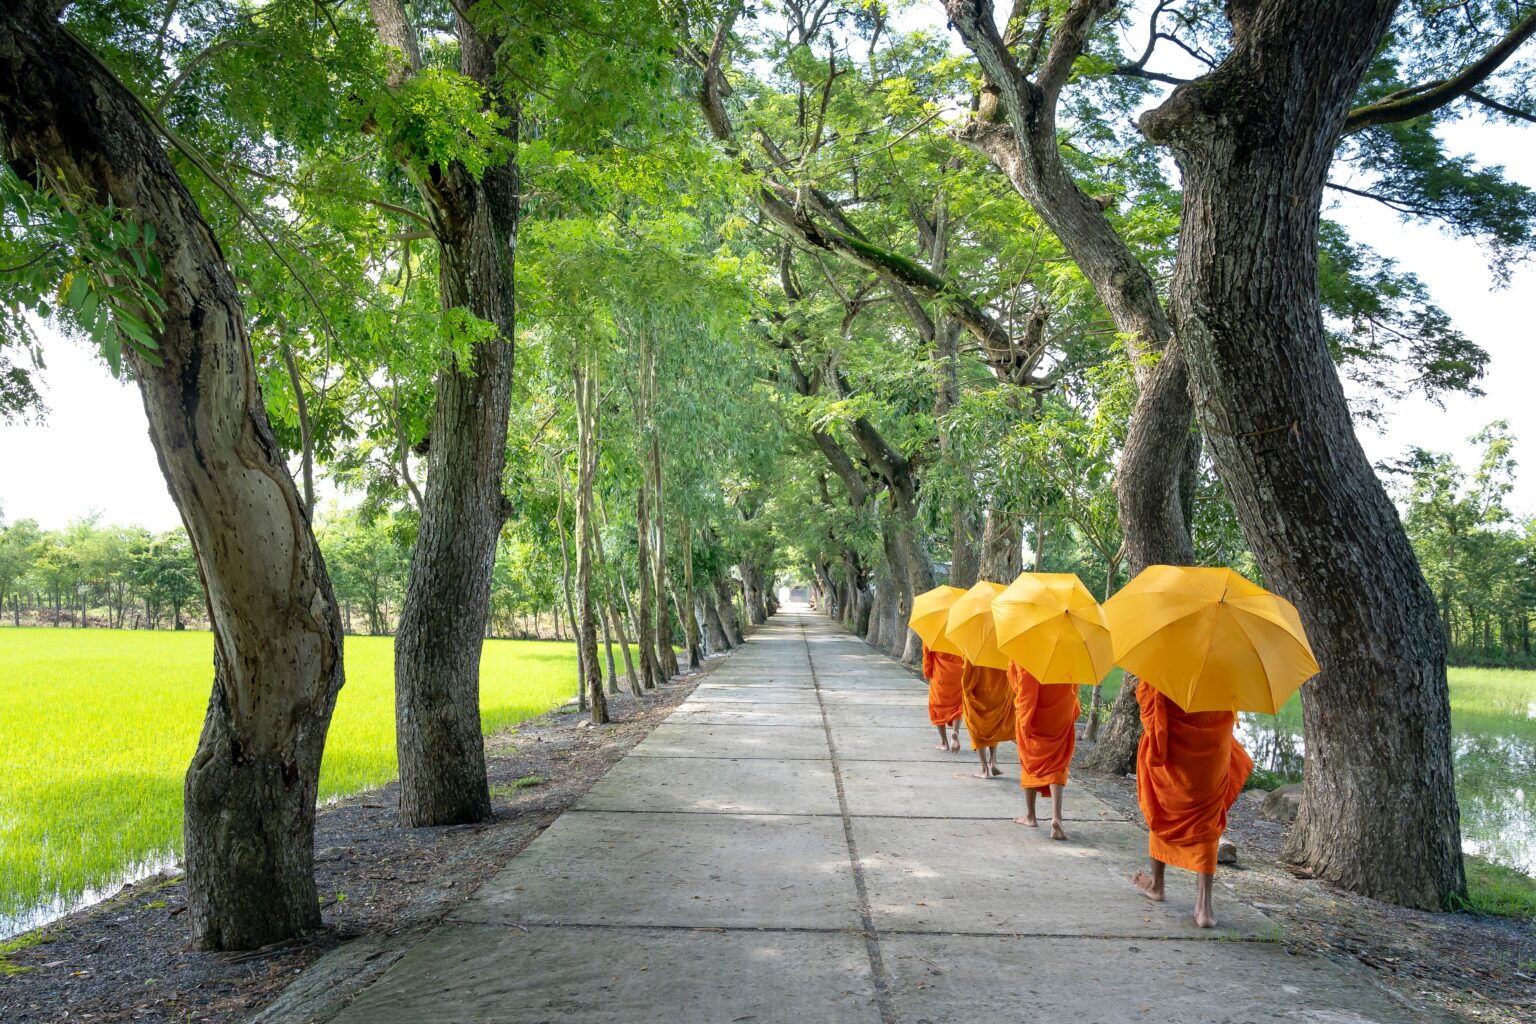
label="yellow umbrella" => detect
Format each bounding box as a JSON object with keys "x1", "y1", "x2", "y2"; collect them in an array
[
  {"x1": 944, "y1": 581, "x2": 1011, "y2": 669},
  {"x1": 992, "y1": 572, "x2": 1114, "y2": 686},
  {"x1": 1102, "y1": 565, "x2": 1319, "y2": 714},
  {"x1": 909, "y1": 585, "x2": 966, "y2": 657}
]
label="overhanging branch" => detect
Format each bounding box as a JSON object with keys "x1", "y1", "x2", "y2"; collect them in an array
[{"x1": 1344, "y1": 9, "x2": 1536, "y2": 133}]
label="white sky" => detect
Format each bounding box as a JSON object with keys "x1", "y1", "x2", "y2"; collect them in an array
[{"x1": 1, "y1": 3, "x2": 1532, "y2": 531}]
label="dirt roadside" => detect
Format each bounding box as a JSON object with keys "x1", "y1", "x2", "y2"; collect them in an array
[{"x1": 1080, "y1": 764, "x2": 1536, "y2": 1024}]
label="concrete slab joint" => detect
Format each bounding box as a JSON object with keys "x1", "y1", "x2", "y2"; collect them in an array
[{"x1": 262, "y1": 610, "x2": 1419, "y2": 1024}]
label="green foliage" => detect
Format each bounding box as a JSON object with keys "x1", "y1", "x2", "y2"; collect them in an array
[
  {"x1": 1318, "y1": 220, "x2": 1487, "y2": 418},
  {"x1": 373, "y1": 68, "x2": 511, "y2": 178},
  {"x1": 1386, "y1": 422, "x2": 1534, "y2": 665},
  {"x1": 0, "y1": 171, "x2": 165, "y2": 377}
]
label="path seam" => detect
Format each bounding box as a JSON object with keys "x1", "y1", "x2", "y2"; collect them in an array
[{"x1": 799, "y1": 617, "x2": 899, "y2": 1024}]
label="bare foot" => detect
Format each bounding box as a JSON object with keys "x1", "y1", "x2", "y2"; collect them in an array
[
  {"x1": 948, "y1": 734, "x2": 960, "y2": 753},
  {"x1": 971, "y1": 770, "x2": 994, "y2": 780},
  {"x1": 1012, "y1": 814, "x2": 1038, "y2": 827},
  {"x1": 1050, "y1": 821, "x2": 1067, "y2": 841},
  {"x1": 933, "y1": 742, "x2": 950, "y2": 750},
  {"x1": 1194, "y1": 908, "x2": 1216, "y2": 929},
  {"x1": 1132, "y1": 869, "x2": 1165, "y2": 901},
  {"x1": 990, "y1": 765, "x2": 1003, "y2": 777}
]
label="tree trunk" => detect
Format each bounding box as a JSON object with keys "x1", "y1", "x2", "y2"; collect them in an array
[
  {"x1": 1140, "y1": 0, "x2": 1463, "y2": 908},
  {"x1": 894, "y1": 522, "x2": 930, "y2": 665},
  {"x1": 740, "y1": 561, "x2": 769, "y2": 625},
  {"x1": 605, "y1": 599, "x2": 640, "y2": 695},
  {"x1": 0, "y1": 4, "x2": 347, "y2": 949},
  {"x1": 699, "y1": 590, "x2": 730, "y2": 654},
  {"x1": 714, "y1": 574, "x2": 745, "y2": 645},
  {"x1": 573, "y1": 365, "x2": 607, "y2": 723},
  {"x1": 592, "y1": 501, "x2": 640, "y2": 696},
  {"x1": 555, "y1": 468, "x2": 583, "y2": 706},
  {"x1": 634, "y1": 482, "x2": 662, "y2": 689},
  {"x1": 646, "y1": 344, "x2": 681, "y2": 679},
  {"x1": 680, "y1": 514, "x2": 702, "y2": 668},
  {"x1": 370, "y1": 0, "x2": 519, "y2": 828},
  {"x1": 977, "y1": 510, "x2": 1023, "y2": 583}
]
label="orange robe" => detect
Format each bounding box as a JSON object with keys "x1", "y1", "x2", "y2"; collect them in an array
[
  {"x1": 1136, "y1": 683, "x2": 1254, "y2": 874},
  {"x1": 1009, "y1": 663, "x2": 1079, "y2": 793},
  {"x1": 923, "y1": 645, "x2": 965, "y2": 728},
  {"x1": 959, "y1": 662, "x2": 1016, "y2": 749}
]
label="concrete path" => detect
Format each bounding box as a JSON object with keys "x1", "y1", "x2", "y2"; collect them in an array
[{"x1": 322, "y1": 609, "x2": 1421, "y2": 1023}]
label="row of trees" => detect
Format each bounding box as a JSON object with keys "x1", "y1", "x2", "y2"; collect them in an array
[
  {"x1": 0, "y1": 512, "x2": 200, "y2": 629},
  {"x1": 690, "y1": 0, "x2": 1536, "y2": 919},
  {"x1": 1392, "y1": 422, "x2": 1535, "y2": 665},
  {"x1": 0, "y1": 0, "x2": 1531, "y2": 953}
]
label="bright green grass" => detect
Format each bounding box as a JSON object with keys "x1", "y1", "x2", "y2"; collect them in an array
[
  {"x1": 1462, "y1": 855, "x2": 1536, "y2": 923},
  {"x1": 0, "y1": 628, "x2": 581, "y2": 928}
]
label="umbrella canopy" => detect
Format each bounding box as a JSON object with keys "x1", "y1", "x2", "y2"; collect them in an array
[
  {"x1": 992, "y1": 572, "x2": 1114, "y2": 686},
  {"x1": 1102, "y1": 565, "x2": 1319, "y2": 714},
  {"x1": 945, "y1": 581, "x2": 1011, "y2": 669},
  {"x1": 909, "y1": 585, "x2": 967, "y2": 657}
]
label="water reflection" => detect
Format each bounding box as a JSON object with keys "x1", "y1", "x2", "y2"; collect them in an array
[{"x1": 1238, "y1": 701, "x2": 1536, "y2": 876}]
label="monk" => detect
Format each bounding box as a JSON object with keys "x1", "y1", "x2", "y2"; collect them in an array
[
  {"x1": 1008, "y1": 663, "x2": 1079, "y2": 840},
  {"x1": 1131, "y1": 682, "x2": 1253, "y2": 928},
  {"x1": 959, "y1": 661, "x2": 1015, "y2": 779},
  {"x1": 922, "y1": 644, "x2": 964, "y2": 752}
]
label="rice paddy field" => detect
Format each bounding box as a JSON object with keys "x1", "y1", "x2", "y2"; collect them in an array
[{"x1": 0, "y1": 628, "x2": 580, "y2": 936}]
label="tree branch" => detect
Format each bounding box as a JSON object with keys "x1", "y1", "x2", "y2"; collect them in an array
[
  {"x1": 1467, "y1": 89, "x2": 1536, "y2": 124},
  {"x1": 1344, "y1": 9, "x2": 1536, "y2": 134}
]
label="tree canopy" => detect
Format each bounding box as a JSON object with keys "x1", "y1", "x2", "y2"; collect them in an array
[{"x1": 2, "y1": 0, "x2": 1533, "y2": 946}]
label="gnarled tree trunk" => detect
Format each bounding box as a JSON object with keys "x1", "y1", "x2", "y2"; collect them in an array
[
  {"x1": 1140, "y1": 0, "x2": 1463, "y2": 908},
  {"x1": 0, "y1": 3, "x2": 346, "y2": 949},
  {"x1": 714, "y1": 573, "x2": 745, "y2": 646},
  {"x1": 740, "y1": 560, "x2": 769, "y2": 624},
  {"x1": 977, "y1": 510, "x2": 1023, "y2": 583},
  {"x1": 946, "y1": 0, "x2": 1201, "y2": 775},
  {"x1": 698, "y1": 589, "x2": 730, "y2": 654}
]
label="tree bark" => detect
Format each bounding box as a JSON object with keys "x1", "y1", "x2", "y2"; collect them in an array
[
  {"x1": 977, "y1": 510, "x2": 1023, "y2": 583},
  {"x1": 698, "y1": 589, "x2": 730, "y2": 654},
  {"x1": 573, "y1": 365, "x2": 607, "y2": 723},
  {"x1": 369, "y1": 0, "x2": 518, "y2": 827},
  {"x1": 864, "y1": 567, "x2": 890, "y2": 650},
  {"x1": 713, "y1": 573, "x2": 745, "y2": 645},
  {"x1": 592, "y1": 501, "x2": 640, "y2": 696},
  {"x1": 740, "y1": 560, "x2": 769, "y2": 625},
  {"x1": 634, "y1": 482, "x2": 662, "y2": 689},
  {"x1": 0, "y1": 3, "x2": 346, "y2": 949},
  {"x1": 680, "y1": 514, "x2": 702, "y2": 668},
  {"x1": 1140, "y1": 0, "x2": 1464, "y2": 908},
  {"x1": 554, "y1": 467, "x2": 583, "y2": 706},
  {"x1": 646, "y1": 341, "x2": 680, "y2": 678}
]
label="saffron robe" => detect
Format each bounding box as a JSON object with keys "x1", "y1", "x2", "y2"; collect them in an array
[
  {"x1": 923, "y1": 645, "x2": 965, "y2": 728},
  {"x1": 959, "y1": 661, "x2": 1016, "y2": 749},
  {"x1": 1136, "y1": 683, "x2": 1254, "y2": 874},
  {"x1": 1009, "y1": 663, "x2": 1079, "y2": 793}
]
